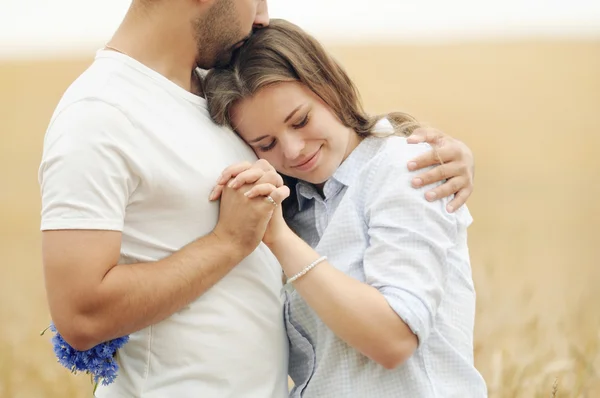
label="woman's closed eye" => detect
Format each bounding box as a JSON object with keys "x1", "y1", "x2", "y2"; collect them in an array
[
  {"x1": 256, "y1": 113, "x2": 310, "y2": 152},
  {"x1": 292, "y1": 113, "x2": 310, "y2": 129},
  {"x1": 258, "y1": 139, "x2": 277, "y2": 152}
]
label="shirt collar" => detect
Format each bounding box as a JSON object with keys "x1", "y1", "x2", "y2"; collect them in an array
[{"x1": 295, "y1": 182, "x2": 315, "y2": 211}]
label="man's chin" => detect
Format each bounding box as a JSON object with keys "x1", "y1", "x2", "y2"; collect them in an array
[
  {"x1": 196, "y1": 54, "x2": 232, "y2": 71},
  {"x1": 213, "y1": 60, "x2": 231, "y2": 69},
  {"x1": 212, "y1": 51, "x2": 236, "y2": 70}
]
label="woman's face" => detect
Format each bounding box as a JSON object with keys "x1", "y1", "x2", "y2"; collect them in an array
[{"x1": 230, "y1": 82, "x2": 360, "y2": 184}]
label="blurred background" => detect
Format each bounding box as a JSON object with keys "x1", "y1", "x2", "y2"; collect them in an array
[{"x1": 1, "y1": 1, "x2": 599, "y2": 397}]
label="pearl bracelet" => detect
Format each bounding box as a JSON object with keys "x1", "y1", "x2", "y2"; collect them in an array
[{"x1": 285, "y1": 256, "x2": 328, "y2": 285}]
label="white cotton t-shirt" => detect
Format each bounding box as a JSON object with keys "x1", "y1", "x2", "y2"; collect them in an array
[{"x1": 38, "y1": 50, "x2": 289, "y2": 398}]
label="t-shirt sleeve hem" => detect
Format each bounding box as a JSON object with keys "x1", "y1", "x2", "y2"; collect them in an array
[{"x1": 40, "y1": 219, "x2": 124, "y2": 232}]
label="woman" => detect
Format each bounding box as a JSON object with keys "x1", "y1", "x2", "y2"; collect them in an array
[{"x1": 204, "y1": 19, "x2": 487, "y2": 397}]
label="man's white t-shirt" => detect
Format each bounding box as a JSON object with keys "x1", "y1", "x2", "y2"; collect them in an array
[{"x1": 38, "y1": 50, "x2": 289, "y2": 398}]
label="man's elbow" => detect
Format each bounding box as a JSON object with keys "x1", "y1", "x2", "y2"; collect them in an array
[
  {"x1": 62, "y1": 333, "x2": 97, "y2": 352},
  {"x1": 52, "y1": 315, "x2": 104, "y2": 352}
]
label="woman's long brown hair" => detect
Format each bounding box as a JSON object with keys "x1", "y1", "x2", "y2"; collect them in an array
[{"x1": 204, "y1": 18, "x2": 420, "y2": 213}]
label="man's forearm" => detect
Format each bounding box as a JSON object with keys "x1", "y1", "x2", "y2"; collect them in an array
[{"x1": 72, "y1": 232, "x2": 246, "y2": 350}]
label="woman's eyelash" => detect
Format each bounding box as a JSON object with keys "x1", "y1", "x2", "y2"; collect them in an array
[
  {"x1": 257, "y1": 113, "x2": 310, "y2": 152},
  {"x1": 258, "y1": 140, "x2": 277, "y2": 152},
  {"x1": 293, "y1": 114, "x2": 310, "y2": 129}
]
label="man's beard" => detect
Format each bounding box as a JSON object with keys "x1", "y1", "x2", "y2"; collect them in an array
[
  {"x1": 193, "y1": 0, "x2": 246, "y2": 70},
  {"x1": 210, "y1": 31, "x2": 252, "y2": 69}
]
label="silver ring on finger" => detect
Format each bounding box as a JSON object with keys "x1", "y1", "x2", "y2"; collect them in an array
[{"x1": 265, "y1": 195, "x2": 278, "y2": 207}]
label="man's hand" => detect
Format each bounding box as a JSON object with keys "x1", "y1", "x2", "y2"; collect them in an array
[
  {"x1": 406, "y1": 127, "x2": 475, "y2": 213},
  {"x1": 209, "y1": 159, "x2": 290, "y2": 246},
  {"x1": 213, "y1": 179, "x2": 288, "y2": 254}
]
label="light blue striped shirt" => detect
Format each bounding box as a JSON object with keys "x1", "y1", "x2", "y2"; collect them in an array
[{"x1": 283, "y1": 132, "x2": 488, "y2": 397}]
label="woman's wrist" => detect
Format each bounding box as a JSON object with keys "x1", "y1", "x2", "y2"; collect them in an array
[
  {"x1": 266, "y1": 228, "x2": 322, "y2": 280},
  {"x1": 264, "y1": 225, "x2": 296, "y2": 252}
]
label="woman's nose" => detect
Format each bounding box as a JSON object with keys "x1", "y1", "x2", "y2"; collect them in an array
[{"x1": 282, "y1": 135, "x2": 305, "y2": 160}]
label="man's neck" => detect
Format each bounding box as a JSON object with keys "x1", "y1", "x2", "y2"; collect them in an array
[{"x1": 106, "y1": 3, "x2": 200, "y2": 93}]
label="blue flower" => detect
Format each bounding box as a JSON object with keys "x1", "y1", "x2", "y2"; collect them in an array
[{"x1": 45, "y1": 322, "x2": 129, "y2": 386}]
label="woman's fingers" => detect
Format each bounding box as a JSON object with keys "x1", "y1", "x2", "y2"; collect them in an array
[
  {"x1": 210, "y1": 170, "x2": 262, "y2": 201},
  {"x1": 245, "y1": 184, "x2": 290, "y2": 205},
  {"x1": 216, "y1": 161, "x2": 253, "y2": 185},
  {"x1": 244, "y1": 183, "x2": 278, "y2": 199},
  {"x1": 228, "y1": 168, "x2": 266, "y2": 189},
  {"x1": 268, "y1": 185, "x2": 291, "y2": 204},
  {"x1": 210, "y1": 163, "x2": 283, "y2": 201},
  {"x1": 217, "y1": 159, "x2": 280, "y2": 188}
]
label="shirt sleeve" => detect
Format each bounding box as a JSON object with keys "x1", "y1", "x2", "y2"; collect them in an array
[
  {"x1": 362, "y1": 138, "x2": 467, "y2": 346},
  {"x1": 38, "y1": 99, "x2": 139, "y2": 231}
]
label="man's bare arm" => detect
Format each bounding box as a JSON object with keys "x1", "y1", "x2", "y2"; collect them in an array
[
  {"x1": 44, "y1": 161, "x2": 285, "y2": 351},
  {"x1": 43, "y1": 229, "x2": 244, "y2": 351}
]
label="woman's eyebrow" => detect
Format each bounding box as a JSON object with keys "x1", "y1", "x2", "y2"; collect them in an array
[
  {"x1": 249, "y1": 134, "x2": 270, "y2": 143},
  {"x1": 284, "y1": 104, "x2": 303, "y2": 123}
]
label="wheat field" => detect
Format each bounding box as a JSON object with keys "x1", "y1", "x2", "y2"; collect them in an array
[{"x1": 1, "y1": 40, "x2": 599, "y2": 397}]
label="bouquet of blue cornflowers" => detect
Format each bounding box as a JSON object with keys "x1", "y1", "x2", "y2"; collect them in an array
[{"x1": 41, "y1": 323, "x2": 129, "y2": 391}]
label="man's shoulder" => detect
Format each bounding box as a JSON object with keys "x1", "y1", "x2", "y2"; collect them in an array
[
  {"x1": 45, "y1": 53, "x2": 161, "y2": 145},
  {"x1": 51, "y1": 58, "x2": 133, "y2": 121},
  {"x1": 43, "y1": 61, "x2": 139, "y2": 156}
]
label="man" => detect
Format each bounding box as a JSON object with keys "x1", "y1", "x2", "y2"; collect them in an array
[{"x1": 38, "y1": 0, "x2": 475, "y2": 397}]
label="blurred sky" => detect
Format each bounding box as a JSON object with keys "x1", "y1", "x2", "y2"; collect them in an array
[{"x1": 1, "y1": 0, "x2": 600, "y2": 59}]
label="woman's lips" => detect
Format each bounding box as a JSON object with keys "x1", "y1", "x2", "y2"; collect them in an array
[{"x1": 292, "y1": 147, "x2": 321, "y2": 172}]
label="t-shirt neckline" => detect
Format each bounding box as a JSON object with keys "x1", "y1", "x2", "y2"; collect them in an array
[{"x1": 95, "y1": 49, "x2": 207, "y2": 107}]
